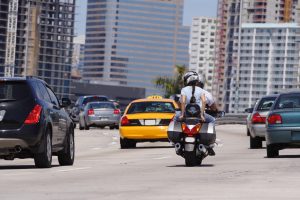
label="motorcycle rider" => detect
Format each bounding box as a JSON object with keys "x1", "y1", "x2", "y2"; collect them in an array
[
  {"x1": 197, "y1": 75, "x2": 218, "y2": 113},
  {"x1": 179, "y1": 71, "x2": 216, "y2": 156},
  {"x1": 179, "y1": 71, "x2": 215, "y2": 123}
]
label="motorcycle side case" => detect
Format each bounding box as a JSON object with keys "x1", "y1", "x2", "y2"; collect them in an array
[
  {"x1": 167, "y1": 120, "x2": 183, "y2": 143},
  {"x1": 168, "y1": 121, "x2": 216, "y2": 145},
  {"x1": 199, "y1": 123, "x2": 216, "y2": 145}
]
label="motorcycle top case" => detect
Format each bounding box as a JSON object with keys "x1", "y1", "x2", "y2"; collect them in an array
[{"x1": 167, "y1": 120, "x2": 216, "y2": 145}]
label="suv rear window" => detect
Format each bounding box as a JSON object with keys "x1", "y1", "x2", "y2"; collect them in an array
[
  {"x1": 256, "y1": 97, "x2": 277, "y2": 111},
  {"x1": 82, "y1": 96, "x2": 108, "y2": 105},
  {"x1": 0, "y1": 81, "x2": 31, "y2": 101},
  {"x1": 88, "y1": 102, "x2": 115, "y2": 109},
  {"x1": 127, "y1": 102, "x2": 175, "y2": 114}
]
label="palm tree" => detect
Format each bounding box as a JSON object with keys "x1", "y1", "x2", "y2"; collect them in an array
[{"x1": 154, "y1": 65, "x2": 186, "y2": 98}]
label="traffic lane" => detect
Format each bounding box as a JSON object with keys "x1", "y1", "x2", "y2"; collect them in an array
[
  {"x1": 0, "y1": 127, "x2": 119, "y2": 169},
  {"x1": 0, "y1": 125, "x2": 299, "y2": 200}
]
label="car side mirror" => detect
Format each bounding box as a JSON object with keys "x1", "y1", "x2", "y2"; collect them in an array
[
  {"x1": 61, "y1": 98, "x2": 71, "y2": 108},
  {"x1": 245, "y1": 108, "x2": 253, "y2": 113}
]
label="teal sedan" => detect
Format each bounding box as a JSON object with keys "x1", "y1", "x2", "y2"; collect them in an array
[{"x1": 266, "y1": 92, "x2": 300, "y2": 158}]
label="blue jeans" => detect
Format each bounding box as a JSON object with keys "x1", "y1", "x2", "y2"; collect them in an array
[{"x1": 204, "y1": 113, "x2": 215, "y2": 123}]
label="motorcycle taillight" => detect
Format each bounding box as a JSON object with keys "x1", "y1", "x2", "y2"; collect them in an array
[{"x1": 181, "y1": 123, "x2": 201, "y2": 136}]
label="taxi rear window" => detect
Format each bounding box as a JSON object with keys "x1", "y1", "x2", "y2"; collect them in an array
[{"x1": 127, "y1": 101, "x2": 175, "y2": 114}]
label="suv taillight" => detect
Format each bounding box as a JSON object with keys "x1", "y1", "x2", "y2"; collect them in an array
[
  {"x1": 121, "y1": 116, "x2": 130, "y2": 126},
  {"x1": 114, "y1": 109, "x2": 120, "y2": 114},
  {"x1": 24, "y1": 104, "x2": 42, "y2": 124},
  {"x1": 252, "y1": 112, "x2": 266, "y2": 124},
  {"x1": 88, "y1": 109, "x2": 94, "y2": 116},
  {"x1": 268, "y1": 114, "x2": 282, "y2": 125}
]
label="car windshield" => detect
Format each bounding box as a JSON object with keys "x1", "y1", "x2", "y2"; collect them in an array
[
  {"x1": 127, "y1": 102, "x2": 175, "y2": 114},
  {"x1": 88, "y1": 102, "x2": 115, "y2": 109},
  {"x1": 256, "y1": 97, "x2": 276, "y2": 111},
  {"x1": 275, "y1": 94, "x2": 300, "y2": 109},
  {"x1": 0, "y1": 81, "x2": 30, "y2": 101},
  {"x1": 82, "y1": 96, "x2": 108, "y2": 105}
]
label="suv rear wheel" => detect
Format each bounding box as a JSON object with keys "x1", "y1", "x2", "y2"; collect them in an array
[
  {"x1": 58, "y1": 127, "x2": 75, "y2": 166},
  {"x1": 34, "y1": 129, "x2": 52, "y2": 168},
  {"x1": 250, "y1": 136, "x2": 263, "y2": 149}
]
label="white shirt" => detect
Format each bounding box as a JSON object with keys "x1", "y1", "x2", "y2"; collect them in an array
[
  {"x1": 203, "y1": 90, "x2": 214, "y2": 106},
  {"x1": 180, "y1": 86, "x2": 205, "y2": 107},
  {"x1": 180, "y1": 86, "x2": 215, "y2": 107}
]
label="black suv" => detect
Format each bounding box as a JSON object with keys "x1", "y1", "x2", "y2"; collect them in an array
[{"x1": 0, "y1": 77, "x2": 75, "y2": 168}]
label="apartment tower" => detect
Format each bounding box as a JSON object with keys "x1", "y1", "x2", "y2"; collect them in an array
[
  {"x1": 214, "y1": 0, "x2": 300, "y2": 112},
  {"x1": 238, "y1": 23, "x2": 300, "y2": 113},
  {"x1": 84, "y1": 0, "x2": 190, "y2": 95},
  {"x1": 189, "y1": 17, "x2": 217, "y2": 93},
  {"x1": 0, "y1": 0, "x2": 75, "y2": 98}
]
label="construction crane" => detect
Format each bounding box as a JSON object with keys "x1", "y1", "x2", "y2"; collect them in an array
[
  {"x1": 4, "y1": 0, "x2": 19, "y2": 77},
  {"x1": 283, "y1": 0, "x2": 292, "y2": 22}
]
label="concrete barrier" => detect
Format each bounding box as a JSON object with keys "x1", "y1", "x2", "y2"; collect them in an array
[{"x1": 216, "y1": 113, "x2": 248, "y2": 125}]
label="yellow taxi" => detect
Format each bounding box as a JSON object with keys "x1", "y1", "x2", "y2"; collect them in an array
[{"x1": 119, "y1": 95, "x2": 179, "y2": 148}]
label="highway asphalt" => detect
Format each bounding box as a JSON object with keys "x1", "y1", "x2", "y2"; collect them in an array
[{"x1": 0, "y1": 125, "x2": 300, "y2": 200}]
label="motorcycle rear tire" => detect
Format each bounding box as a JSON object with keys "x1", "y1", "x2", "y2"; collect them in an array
[{"x1": 185, "y1": 151, "x2": 202, "y2": 167}]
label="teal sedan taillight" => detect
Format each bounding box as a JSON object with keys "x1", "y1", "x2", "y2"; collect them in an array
[{"x1": 268, "y1": 114, "x2": 282, "y2": 125}]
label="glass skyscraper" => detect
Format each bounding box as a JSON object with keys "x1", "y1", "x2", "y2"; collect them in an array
[{"x1": 84, "y1": 0, "x2": 189, "y2": 95}]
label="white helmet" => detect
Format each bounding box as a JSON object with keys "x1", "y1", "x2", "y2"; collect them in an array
[
  {"x1": 183, "y1": 71, "x2": 198, "y2": 85},
  {"x1": 198, "y1": 74, "x2": 205, "y2": 88},
  {"x1": 183, "y1": 71, "x2": 199, "y2": 86}
]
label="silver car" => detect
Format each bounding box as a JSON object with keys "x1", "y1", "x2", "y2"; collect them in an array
[
  {"x1": 79, "y1": 102, "x2": 121, "y2": 130},
  {"x1": 246, "y1": 95, "x2": 278, "y2": 149}
]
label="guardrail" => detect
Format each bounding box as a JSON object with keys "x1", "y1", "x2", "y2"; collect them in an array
[{"x1": 216, "y1": 113, "x2": 248, "y2": 125}]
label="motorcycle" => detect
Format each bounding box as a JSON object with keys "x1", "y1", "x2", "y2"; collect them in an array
[{"x1": 168, "y1": 104, "x2": 224, "y2": 167}]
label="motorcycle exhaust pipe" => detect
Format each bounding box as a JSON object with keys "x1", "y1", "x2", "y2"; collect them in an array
[
  {"x1": 175, "y1": 143, "x2": 181, "y2": 152},
  {"x1": 198, "y1": 144, "x2": 207, "y2": 153}
]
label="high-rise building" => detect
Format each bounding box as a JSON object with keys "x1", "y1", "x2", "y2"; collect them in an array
[
  {"x1": 72, "y1": 35, "x2": 85, "y2": 73},
  {"x1": 242, "y1": 0, "x2": 300, "y2": 23},
  {"x1": 237, "y1": 23, "x2": 300, "y2": 113},
  {"x1": 213, "y1": 0, "x2": 228, "y2": 109},
  {"x1": 189, "y1": 17, "x2": 217, "y2": 93},
  {"x1": 0, "y1": 0, "x2": 75, "y2": 98},
  {"x1": 84, "y1": 0, "x2": 190, "y2": 95},
  {"x1": 214, "y1": 0, "x2": 300, "y2": 112}
]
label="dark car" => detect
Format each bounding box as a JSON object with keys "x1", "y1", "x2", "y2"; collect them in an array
[
  {"x1": 70, "y1": 95, "x2": 109, "y2": 123},
  {"x1": 266, "y1": 92, "x2": 300, "y2": 157},
  {"x1": 0, "y1": 77, "x2": 75, "y2": 168}
]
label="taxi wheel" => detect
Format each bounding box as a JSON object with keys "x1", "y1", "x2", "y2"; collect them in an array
[{"x1": 120, "y1": 138, "x2": 136, "y2": 149}]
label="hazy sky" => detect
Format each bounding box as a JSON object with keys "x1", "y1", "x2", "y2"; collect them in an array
[{"x1": 75, "y1": 0, "x2": 218, "y2": 36}]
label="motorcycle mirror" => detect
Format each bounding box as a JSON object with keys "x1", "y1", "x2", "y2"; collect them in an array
[{"x1": 218, "y1": 111, "x2": 226, "y2": 118}]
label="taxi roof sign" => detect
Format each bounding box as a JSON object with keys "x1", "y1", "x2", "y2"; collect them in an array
[{"x1": 147, "y1": 95, "x2": 163, "y2": 100}]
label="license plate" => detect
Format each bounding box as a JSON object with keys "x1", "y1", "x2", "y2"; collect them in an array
[
  {"x1": 100, "y1": 117, "x2": 109, "y2": 120},
  {"x1": 185, "y1": 137, "x2": 195, "y2": 143},
  {"x1": 144, "y1": 120, "x2": 156, "y2": 126}
]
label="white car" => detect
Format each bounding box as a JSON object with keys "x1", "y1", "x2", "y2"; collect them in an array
[{"x1": 246, "y1": 94, "x2": 278, "y2": 149}]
